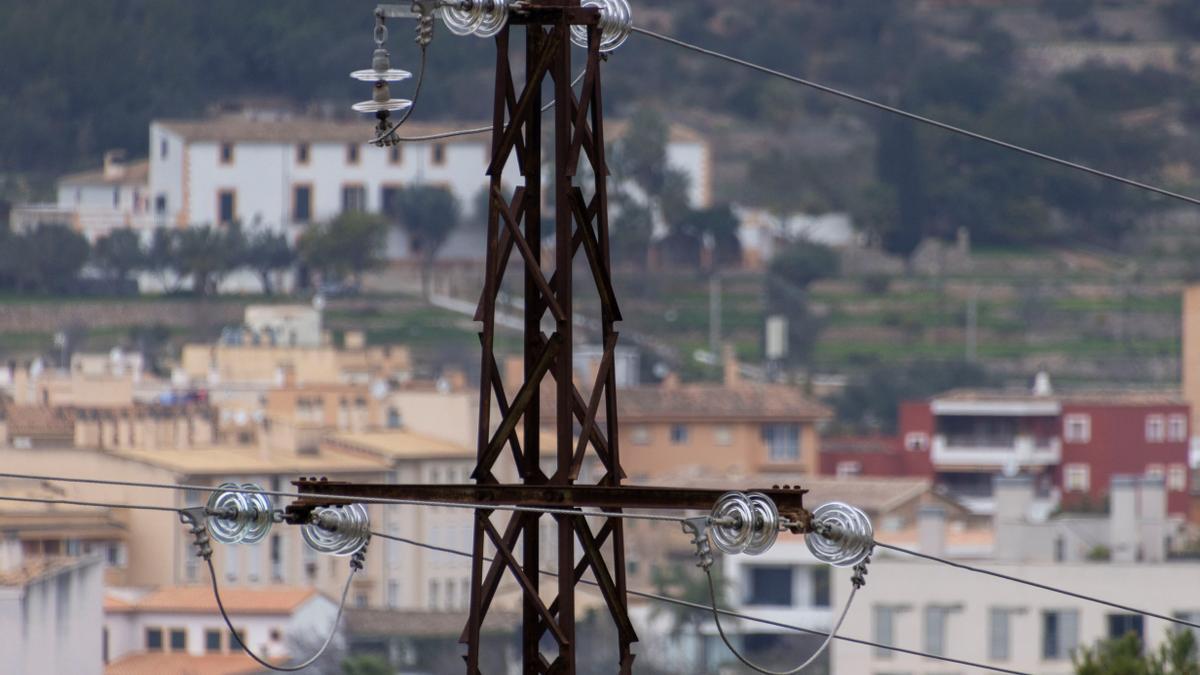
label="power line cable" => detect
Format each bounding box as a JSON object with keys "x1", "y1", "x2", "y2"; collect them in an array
[
  {"x1": 369, "y1": 530, "x2": 1033, "y2": 675},
  {"x1": 0, "y1": 471, "x2": 687, "y2": 524},
  {"x1": 626, "y1": 26, "x2": 1200, "y2": 208},
  {"x1": 872, "y1": 541, "x2": 1200, "y2": 631},
  {"x1": 0, "y1": 493, "x2": 180, "y2": 514}
]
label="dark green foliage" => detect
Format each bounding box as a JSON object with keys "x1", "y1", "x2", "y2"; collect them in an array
[
  {"x1": 298, "y1": 212, "x2": 387, "y2": 285},
  {"x1": 173, "y1": 223, "x2": 245, "y2": 296},
  {"x1": 341, "y1": 655, "x2": 392, "y2": 675},
  {"x1": 769, "y1": 241, "x2": 840, "y2": 290},
  {"x1": 242, "y1": 230, "x2": 295, "y2": 295},
  {"x1": 832, "y1": 359, "x2": 993, "y2": 433},
  {"x1": 1061, "y1": 63, "x2": 1183, "y2": 113},
  {"x1": 0, "y1": 223, "x2": 90, "y2": 293},
  {"x1": 92, "y1": 227, "x2": 146, "y2": 284},
  {"x1": 384, "y1": 185, "x2": 461, "y2": 297},
  {"x1": 1074, "y1": 630, "x2": 1200, "y2": 675}
]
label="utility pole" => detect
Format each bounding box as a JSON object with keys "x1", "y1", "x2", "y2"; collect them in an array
[{"x1": 286, "y1": 2, "x2": 808, "y2": 673}]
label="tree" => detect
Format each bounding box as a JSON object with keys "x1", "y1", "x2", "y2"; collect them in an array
[
  {"x1": 1075, "y1": 630, "x2": 1199, "y2": 675},
  {"x1": 385, "y1": 185, "x2": 461, "y2": 297},
  {"x1": 0, "y1": 223, "x2": 91, "y2": 293},
  {"x1": 242, "y1": 230, "x2": 295, "y2": 295},
  {"x1": 341, "y1": 655, "x2": 392, "y2": 675},
  {"x1": 92, "y1": 227, "x2": 145, "y2": 286},
  {"x1": 144, "y1": 227, "x2": 183, "y2": 293},
  {"x1": 832, "y1": 359, "x2": 993, "y2": 433},
  {"x1": 769, "y1": 241, "x2": 840, "y2": 290},
  {"x1": 174, "y1": 224, "x2": 244, "y2": 296},
  {"x1": 298, "y1": 212, "x2": 388, "y2": 286}
]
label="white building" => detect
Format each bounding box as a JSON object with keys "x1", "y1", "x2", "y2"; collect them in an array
[
  {"x1": 104, "y1": 585, "x2": 338, "y2": 671},
  {"x1": 9, "y1": 151, "x2": 152, "y2": 242},
  {"x1": 148, "y1": 113, "x2": 712, "y2": 257},
  {"x1": 832, "y1": 557, "x2": 1200, "y2": 675},
  {"x1": 0, "y1": 541, "x2": 104, "y2": 675}
]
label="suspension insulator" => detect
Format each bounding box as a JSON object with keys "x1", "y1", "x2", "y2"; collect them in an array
[
  {"x1": 302, "y1": 503, "x2": 371, "y2": 557},
  {"x1": 805, "y1": 502, "x2": 874, "y2": 568}
]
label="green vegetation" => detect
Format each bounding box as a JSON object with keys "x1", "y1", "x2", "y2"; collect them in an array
[
  {"x1": 384, "y1": 185, "x2": 462, "y2": 297},
  {"x1": 1074, "y1": 630, "x2": 1199, "y2": 675}
]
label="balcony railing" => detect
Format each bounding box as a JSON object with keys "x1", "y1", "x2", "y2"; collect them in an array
[{"x1": 932, "y1": 434, "x2": 1061, "y2": 467}]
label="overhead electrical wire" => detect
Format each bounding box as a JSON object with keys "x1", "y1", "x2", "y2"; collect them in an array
[
  {"x1": 369, "y1": 530, "x2": 1033, "y2": 675},
  {"x1": 873, "y1": 541, "x2": 1200, "y2": 631},
  {"x1": 0, "y1": 493, "x2": 180, "y2": 514},
  {"x1": 0, "y1": 471, "x2": 688, "y2": 524},
  {"x1": 628, "y1": 26, "x2": 1200, "y2": 208}
]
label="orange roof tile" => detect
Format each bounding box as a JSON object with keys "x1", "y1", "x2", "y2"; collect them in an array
[
  {"x1": 114, "y1": 586, "x2": 318, "y2": 615},
  {"x1": 105, "y1": 651, "x2": 275, "y2": 675}
]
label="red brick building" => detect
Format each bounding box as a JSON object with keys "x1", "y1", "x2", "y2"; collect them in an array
[{"x1": 823, "y1": 377, "x2": 1192, "y2": 516}]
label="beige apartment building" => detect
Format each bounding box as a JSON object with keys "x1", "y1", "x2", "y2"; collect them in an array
[{"x1": 617, "y1": 373, "x2": 832, "y2": 480}]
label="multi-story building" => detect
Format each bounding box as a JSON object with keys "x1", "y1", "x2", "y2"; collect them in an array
[
  {"x1": 9, "y1": 151, "x2": 152, "y2": 241},
  {"x1": 617, "y1": 360, "x2": 832, "y2": 480},
  {"x1": 824, "y1": 373, "x2": 1192, "y2": 517},
  {"x1": 103, "y1": 585, "x2": 338, "y2": 672},
  {"x1": 0, "y1": 484, "x2": 129, "y2": 586},
  {"x1": 146, "y1": 113, "x2": 710, "y2": 245}
]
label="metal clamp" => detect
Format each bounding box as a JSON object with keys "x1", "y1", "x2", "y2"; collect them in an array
[{"x1": 179, "y1": 507, "x2": 213, "y2": 561}]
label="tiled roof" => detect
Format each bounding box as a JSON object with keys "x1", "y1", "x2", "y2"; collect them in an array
[
  {"x1": 934, "y1": 387, "x2": 1186, "y2": 406},
  {"x1": 59, "y1": 159, "x2": 149, "y2": 187},
  {"x1": 617, "y1": 383, "x2": 832, "y2": 422},
  {"x1": 112, "y1": 445, "x2": 391, "y2": 475},
  {"x1": 105, "y1": 652, "x2": 274, "y2": 675},
  {"x1": 0, "y1": 558, "x2": 90, "y2": 587},
  {"x1": 5, "y1": 405, "x2": 74, "y2": 439},
  {"x1": 107, "y1": 585, "x2": 318, "y2": 615},
  {"x1": 325, "y1": 430, "x2": 472, "y2": 460}
]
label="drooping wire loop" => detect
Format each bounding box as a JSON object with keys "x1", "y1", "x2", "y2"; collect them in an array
[
  {"x1": 805, "y1": 501, "x2": 874, "y2": 568},
  {"x1": 570, "y1": 0, "x2": 633, "y2": 53}
]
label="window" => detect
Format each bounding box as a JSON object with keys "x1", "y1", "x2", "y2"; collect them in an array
[
  {"x1": 1146, "y1": 415, "x2": 1166, "y2": 443},
  {"x1": 670, "y1": 424, "x2": 688, "y2": 445},
  {"x1": 904, "y1": 431, "x2": 929, "y2": 451},
  {"x1": 1042, "y1": 609, "x2": 1079, "y2": 660},
  {"x1": 381, "y1": 186, "x2": 403, "y2": 219},
  {"x1": 1169, "y1": 464, "x2": 1188, "y2": 492},
  {"x1": 1064, "y1": 414, "x2": 1091, "y2": 443},
  {"x1": 1064, "y1": 464, "x2": 1090, "y2": 493},
  {"x1": 812, "y1": 566, "x2": 831, "y2": 608},
  {"x1": 220, "y1": 142, "x2": 235, "y2": 164},
  {"x1": 1169, "y1": 414, "x2": 1188, "y2": 442},
  {"x1": 1146, "y1": 463, "x2": 1165, "y2": 480},
  {"x1": 155, "y1": 194, "x2": 167, "y2": 214},
  {"x1": 989, "y1": 608, "x2": 1012, "y2": 661},
  {"x1": 270, "y1": 534, "x2": 283, "y2": 582},
  {"x1": 103, "y1": 627, "x2": 109, "y2": 664},
  {"x1": 293, "y1": 185, "x2": 312, "y2": 223},
  {"x1": 296, "y1": 143, "x2": 310, "y2": 165},
  {"x1": 713, "y1": 425, "x2": 733, "y2": 446},
  {"x1": 630, "y1": 426, "x2": 649, "y2": 445},
  {"x1": 429, "y1": 580, "x2": 439, "y2": 610},
  {"x1": 763, "y1": 424, "x2": 801, "y2": 463},
  {"x1": 389, "y1": 145, "x2": 403, "y2": 165},
  {"x1": 342, "y1": 184, "x2": 367, "y2": 212},
  {"x1": 217, "y1": 189, "x2": 236, "y2": 225},
  {"x1": 873, "y1": 606, "x2": 899, "y2": 658},
  {"x1": 231, "y1": 628, "x2": 247, "y2": 649},
  {"x1": 836, "y1": 461, "x2": 862, "y2": 478},
  {"x1": 205, "y1": 629, "x2": 222, "y2": 653},
  {"x1": 924, "y1": 606, "x2": 951, "y2": 657},
  {"x1": 160, "y1": 138, "x2": 168, "y2": 158},
  {"x1": 269, "y1": 628, "x2": 282, "y2": 642},
  {"x1": 432, "y1": 143, "x2": 446, "y2": 165},
  {"x1": 224, "y1": 546, "x2": 239, "y2": 582},
  {"x1": 1107, "y1": 613, "x2": 1144, "y2": 642},
  {"x1": 387, "y1": 407, "x2": 402, "y2": 429},
  {"x1": 346, "y1": 143, "x2": 360, "y2": 165},
  {"x1": 145, "y1": 627, "x2": 163, "y2": 651},
  {"x1": 745, "y1": 566, "x2": 793, "y2": 607},
  {"x1": 112, "y1": 187, "x2": 120, "y2": 208},
  {"x1": 169, "y1": 628, "x2": 186, "y2": 651}
]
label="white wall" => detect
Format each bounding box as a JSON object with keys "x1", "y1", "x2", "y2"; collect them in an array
[
  {"x1": 0, "y1": 558, "x2": 103, "y2": 675},
  {"x1": 833, "y1": 558, "x2": 1200, "y2": 675}
]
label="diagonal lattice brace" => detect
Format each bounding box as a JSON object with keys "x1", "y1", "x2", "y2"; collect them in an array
[
  {"x1": 481, "y1": 517, "x2": 569, "y2": 647},
  {"x1": 473, "y1": 332, "x2": 562, "y2": 481},
  {"x1": 487, "y1": 29, "x2": 561, "y2": 176},
  {"x1": 569, "y1": 332, "x2": 617, "y2": 480}
]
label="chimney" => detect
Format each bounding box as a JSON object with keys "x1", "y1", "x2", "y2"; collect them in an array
[
  {"x1": 722, "y1": 344, "x2": 740, "y2": 387},
  {"x1": 1138, "y1": 476, "x2": 1167, "y2": 563},
  {"x1": 102, "y1": 149, "x2": 127, "y2": 180},
  {"x1": 0, "y1": 532, "x2": 23, "y2": 572},
  {"x1": 993, "y1": 474, "x2": 1033, "y2": 562},
  {"x1": 1110, "y1": 475, "x2": 1140, "y2": 563},
  {"x1": 917, "y1": 504, "x2": 946, "y2": 557}
]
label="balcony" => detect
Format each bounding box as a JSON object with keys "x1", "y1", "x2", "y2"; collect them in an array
[{"x1": 931, "y1": 434, "x2": 1061, "y2": 468}]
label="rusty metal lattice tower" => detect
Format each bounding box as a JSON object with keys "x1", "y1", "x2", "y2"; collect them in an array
[{"x1": 467, "y1": 2, "x2": 633, "y2": 671}]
